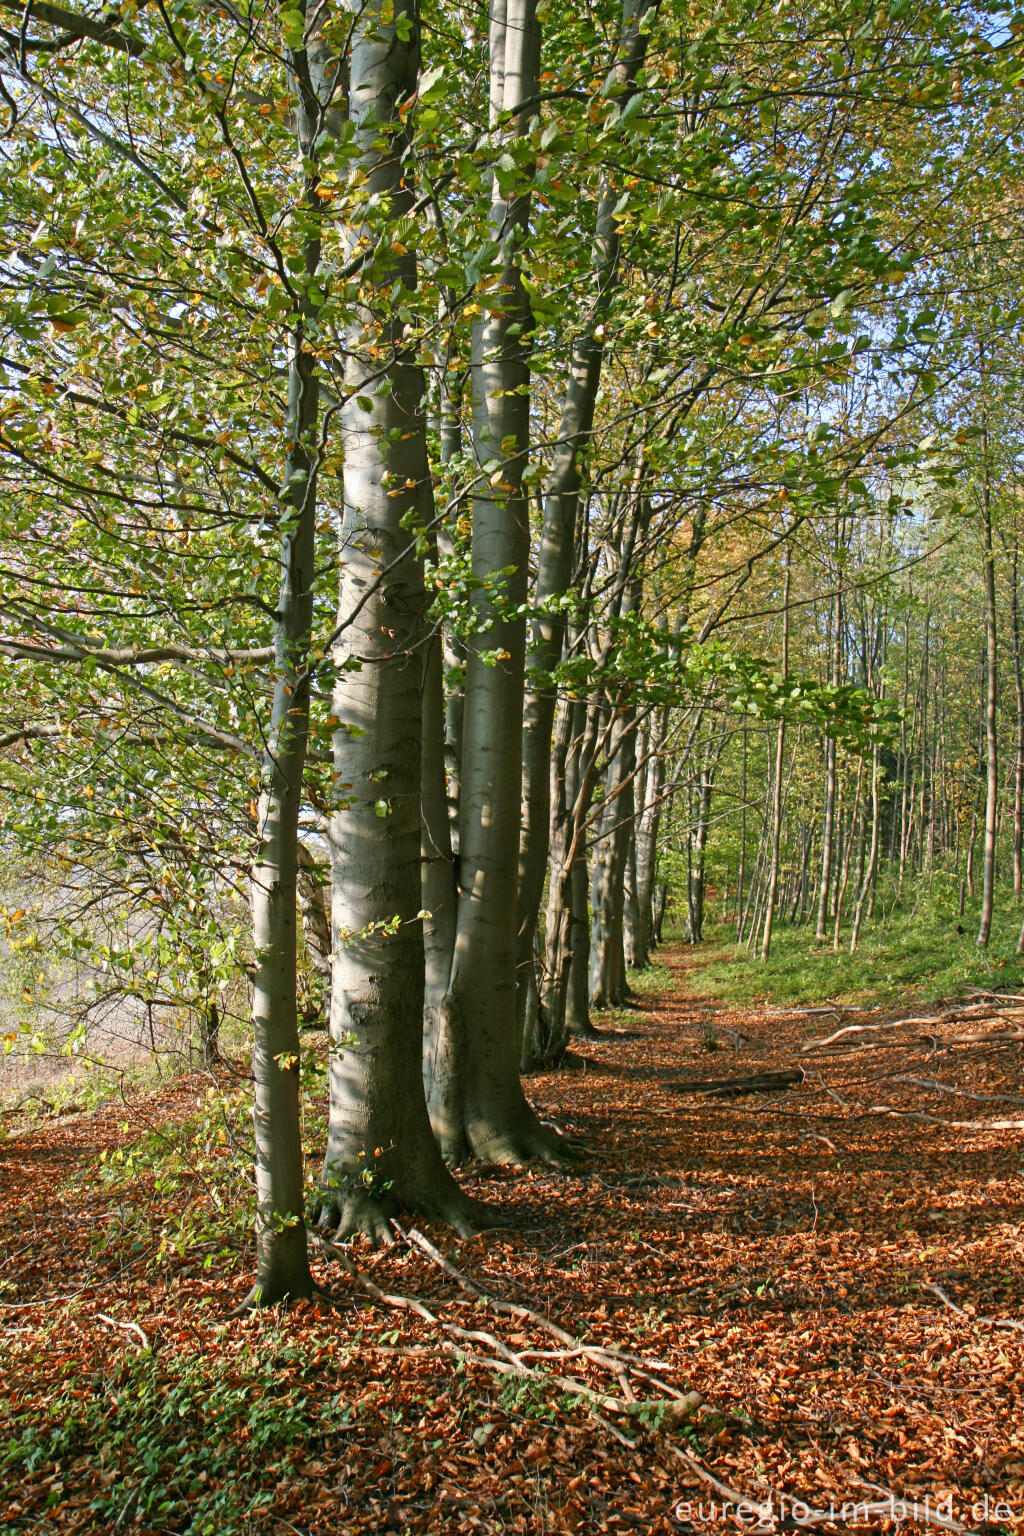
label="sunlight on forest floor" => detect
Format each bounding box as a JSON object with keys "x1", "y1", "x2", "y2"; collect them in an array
[
  {"x1": 3, "y1": 945, "x2": 1022, "y2": 1534},
  {"x1": 677, "y1": 889, "x2": 1024, "y2": 1011}
]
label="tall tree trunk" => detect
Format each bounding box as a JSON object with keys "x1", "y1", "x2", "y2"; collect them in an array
[
  {"x1": 442, "y1": 0, "x2": 564, "y2": 1164},
  {"x1": 760, "y1": 552, "x2": 791, "y2": 960},
  {"x1": 248, "y1": 364, "x2": 317, "y2": 1299},
  {"x1": 421, "y1": 624, "x2": 461, "y2": 1141},
  {"x1": 1010, "y1": 532, "x2": 1024, "y2": 899},
  {"x1": 633, "y1": 711, "x2": 667, "y2": 965},
  {"x1": 317, "y1": 0, "x2": 478, "y2": 1237},
  {"x1": 735, "y1": 721, "x2": 748, "y2": 938},
  {"x1": 515, "y1": 0, "x2": 657, "y2": 1029},
  {"x1": 589, "y1": 708, "x2": 637, "y2": 1007},
  {"x1": 978, "y1": 403, "x2": 998, "y2": 947},
  {"x1": 832, "y1": 757, "x2": 863, "y2": 951},
  {"x1": 439, "y1": 345, "x2": 467, "y2": 852},
  {"x1": 538, "y1": 697, "x2": 600, "y2": 1056},
  {"x1": 850, "y1": 744, "x2": 880, "y2": 954},
  {"x1": 815, "y1": 579, "x2": 843, "y2": 939},
  {"x1": 622, "y1": 812, "x2": 642, "y2": 968},
  {"x1": 244, "y1": 19, "x2": 344, "y2": 1305},
  {"x1": 422, "y1": 337, "x2": 464, "y2": 1146}
]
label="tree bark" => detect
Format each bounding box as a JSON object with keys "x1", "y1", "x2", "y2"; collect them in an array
[
  {"x1": 244, "y1": 18, "x2": 341, "y2": 1305},
  {"x1": 633, "y1": 710, "x2": 667, "y2": 966},
  {"x1": 515, "y1": 0, "x2": 657, "y2": 1028},
  {"x1": 760, "y1": 551, "x2": 791, "y2": 960},
  {"x1": 1010, "y1": 531, "x2": 1024, "y2": 898},
  {"x1": 815, "y1": 576, "x2": 842, "y2": 939},
  {"x1": 589, "y1": 707, "x2": 636, "y2": 1007},
  {"x1": 977, "y1": 400, "x2": 998, "y2": 948},
  {"x1": 441, "y1": 0, "x2": 565, "y2": 1164},
  {"x1": 317, "y1": 0, "x2": 479, "y2": 1236}
]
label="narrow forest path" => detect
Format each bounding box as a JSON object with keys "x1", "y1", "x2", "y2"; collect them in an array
[{"x1": 2, "y1": 948, "x2": 1023, "y2": 1534}]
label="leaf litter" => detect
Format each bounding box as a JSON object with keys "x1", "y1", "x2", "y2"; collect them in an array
[{"x1": 1, "y1": 945, "x2": 1022, "y2": 1534}]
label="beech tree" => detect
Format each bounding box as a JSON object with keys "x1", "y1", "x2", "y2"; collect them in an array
[{"x1": 3, "y1": 0, "x2": 1019, "y2": 1310}]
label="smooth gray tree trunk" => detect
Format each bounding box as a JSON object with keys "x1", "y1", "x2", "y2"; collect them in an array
[
  {"x1": 632, "y1": 711, "x2": 667, "y2": 967},
  {"x1": 442, "y1": 0, "x2": 566, "y2": 1163},
  {"x1": 760, "y1": 553, "x2": 791, "y2": 960},
  {"x1": 244, "y1": 17, "x2": 338, "y2": 1304},
  {"x1": 422, "y1": 345, "x2": 465, "y2": 1149},
  {"x1": 537, "y1": 695, "x2": 600, "y2": 1057},
  {"x1": 589, "y1": 708, "x2": 636, "y2": 1008},
  {"x1": 978, "y1": 409, "x2": 998, "y2": 948},
  {"x1": 515, "y1": 0, "x2": 657, "y2": 1031},
  {"x1": 316, "y1": 0, "x2": 479, "y2": 1236}
]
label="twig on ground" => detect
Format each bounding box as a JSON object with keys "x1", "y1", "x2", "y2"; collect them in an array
[
  {"x1": 803, "y1": 1016, "x2": 947, "y2": 1052},
  {"x1": 96, "y1": 1311, "x2": 150, "y2": 1349},
  {"x1": 318, "y1": 1232, "x2": 702, "y2": 1439},
  {"x1": 401, "y1": 1225, "x2": 678, "y2": 1377},
  {"x1": 862, "y1": 1104, "x2": 1024, "y2": 1131},
  {"x1": 890, "y1": 1075, "x2": 1024, "y2": 1107},
  {"x1": 923, "y1": 1282, "x2": 1024, "y2": 1335}
]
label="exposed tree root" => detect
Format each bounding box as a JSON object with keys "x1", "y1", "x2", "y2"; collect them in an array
[
  {"x1": 468, "y1": 1113, "x2": 585, "y2": 1168},
  {"x1": 233, "y1": 1277, "x2": 320, "y2": 1312},
  {"x1": 309, "y1": 1180, "x2": 497, "y2": 1244}
]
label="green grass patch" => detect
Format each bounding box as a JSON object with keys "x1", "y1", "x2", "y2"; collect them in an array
[
  {"x1": 1, "y1": 1337, "x2": 351, "y2": 1534},
  {"x1": 674, "y1": 880, "x2": 1024, "y2": 1010}
]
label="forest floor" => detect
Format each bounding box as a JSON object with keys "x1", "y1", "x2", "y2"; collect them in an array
[{"x1": 2, "y1": 948, "x2": 1023, "y2": 1536}]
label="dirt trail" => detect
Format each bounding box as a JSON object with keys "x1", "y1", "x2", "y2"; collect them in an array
[{"x1": 2, "y1": 948, "x2": 1023, "y2": 1533}]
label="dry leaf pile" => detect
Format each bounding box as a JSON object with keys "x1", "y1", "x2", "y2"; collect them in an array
[{"x1": 2, "y1": 947, "x2": 1022, "y2": 1534}]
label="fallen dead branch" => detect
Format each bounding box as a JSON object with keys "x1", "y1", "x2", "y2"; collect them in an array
[
  {"x1": 318, "y1": 1231, "x2": 702, "y2": 1447},
  {"x1": 667, "y1": 1069, "x2": 804, "y2": 1097},
  {"x1": 762, "y1": 1004, "x2": 865, "y2": 1017},
  {"x1": 923, "y1": 1282, "x2": 1024, "y2": 1335},
  {"x1": 711, "y1": 1023, "x2": 754, "y2": 1046},
  {"x1": 802, "y1": 1003, "x2": 1007, "y2": 1054},
  {"x1": 95, "y1": 1311, "x2": 150, "y2": 1350},
  {"x1": 938, "y1": 1031, "x2": 1024, "y2": 1048},
  {"x1": 401, "y1": 1225, "x2": 679, "y2": 1377},
  {"x1": 862, "y1": 1103, "x2": 1024, "y2": 1131},
  {"x1": 890, "y1": 1075, "x2": 1024, "y2": 1106},
  {"x1": 803, "y1": 1016, "x2": 948, "y2": 1052}
]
